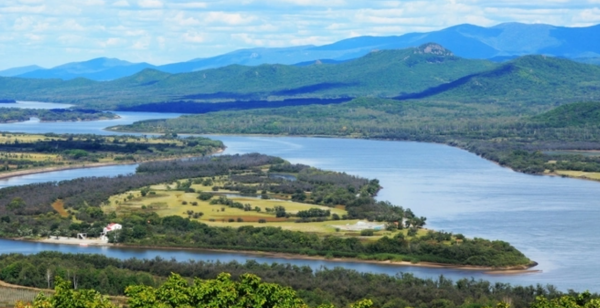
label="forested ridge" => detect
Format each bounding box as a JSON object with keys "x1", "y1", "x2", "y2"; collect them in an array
[
  {"x1": 0, "y1": 252, "x2": 591, "y2": 308},
  {"x1": 113, "y1": 98, "x2": 600, "y2": 178},
  {"x1": 0, "y1": 108, "x2": 118, "y2": 123},
  {"x1": 0, "y1": 44, "x2": 497, "y2": 109},
  {"x1": 0, "y1": 154, "x2": 532, "y2": 267}
]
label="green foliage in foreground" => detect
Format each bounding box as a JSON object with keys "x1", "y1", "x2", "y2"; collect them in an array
[
  {"x1": 1, "y1": 252, "x2": 592, "y2": 308},
  {"x1": 30, "y1": 273, "x2": 373, "y2": 308},
  {"x1": 16, "y1": 269, "x2": 600, "y2": 308}
]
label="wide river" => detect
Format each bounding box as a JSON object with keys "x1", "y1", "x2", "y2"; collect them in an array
[{"x1": 0, "y1": 102, "x2": 598, "y2": 291}]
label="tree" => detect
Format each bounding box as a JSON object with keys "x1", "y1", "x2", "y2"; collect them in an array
[
  {"x1": 32, "y1": 277, "x2": 115, "y2": 308},
  {"x1": 125, "y1": 273, "x2": 364, "y2": 308}
]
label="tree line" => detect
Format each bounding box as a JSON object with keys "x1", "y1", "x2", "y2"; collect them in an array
[{"x1": 0, "y1": 252, "x2": 587, "y2": 308}]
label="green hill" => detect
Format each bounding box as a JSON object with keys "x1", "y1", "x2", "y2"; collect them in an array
[
  {"x1": 530, "y1": 101, "x2": 600, "y2": 127},
  {"x1": 418, "y1": 55, "x2": 600, "y2": 105},
  {"x1": 0, "y1": 44, "x2": 495, "y2": 109}
]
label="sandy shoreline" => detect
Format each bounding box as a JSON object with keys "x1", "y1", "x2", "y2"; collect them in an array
[
  {"x1": 0, "y1": 148, "x2": 225, "y2": 180},
  {"x1": 0, "y1": 162, "x2": 131, "y2": 180},
  {"x1": 19, "y1": 237, "x2": 539, "y2": 275}
]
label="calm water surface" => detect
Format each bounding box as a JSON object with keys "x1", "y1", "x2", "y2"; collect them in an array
[{"x1": 0, "y1": 104, "x2": 598, "y2": 291}]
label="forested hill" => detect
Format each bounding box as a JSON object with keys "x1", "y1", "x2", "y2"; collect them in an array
[
  {"x1": 530, "y1": 101, "x2": 600, "y2": 127},
  {"x1": 414, "y1": 55, "x2": 600, "y2": 105},
  {"x1": 0, "y1": 44, "x2": 495, "y2": 109}
]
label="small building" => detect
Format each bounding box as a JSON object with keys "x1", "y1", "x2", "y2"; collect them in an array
[
  {"x1": 103, "y1": 223, "x2": 122, "y2": 234},
  {"x1": 101, "y1": 223, "x2": 122, "y2": 242}
]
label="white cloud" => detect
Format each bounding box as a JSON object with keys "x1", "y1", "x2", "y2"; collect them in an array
[
  {"x1": 1, "y1": 0, "x2": 600, "y2": 69},
  {"x1": 112, "y1": 0, "x2": 130, "y2": 7},
  {"x1": 183, "y1": 31, "x2": 205, "y2": 43},
  {"x1": 138, "y1": 0, "x2": 162, "y2": 8},
  {"x1": 169, "y1": 2, "x2": 208, "y2": 9},
  {"x1": 204, "y1": 12, "x2": 257, "y2": 25}
]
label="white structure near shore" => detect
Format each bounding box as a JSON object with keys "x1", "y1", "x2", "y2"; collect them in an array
[
  {"x1": 101, "y1": 223, "x2": 122, "y2": 241},
  {"x1": 333, "y1": 221, "x2": 386, "y2": 231}
]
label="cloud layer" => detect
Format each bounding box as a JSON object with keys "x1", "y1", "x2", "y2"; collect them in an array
[{"x1": 1, "y1": 0, "x2": 599, "y2": 69}]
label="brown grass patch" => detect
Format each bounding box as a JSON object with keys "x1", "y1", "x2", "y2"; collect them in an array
[
  {"x1": 334, "y1": 205, "x2": 346, "y2": 210},
  {"x1": 51, "y1": 200, "x2": 68, "y2": 217}
]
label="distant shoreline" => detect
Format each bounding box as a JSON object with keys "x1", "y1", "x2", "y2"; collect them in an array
[
  {"x1": 19, "y1": 237, "x2": 539, "y2": 275},
  {"x1": 111, "y1": 130, "x2": 600, "y2": 184},
  {"x1": 0, "y1": 148, "x2": 225, "y2": 180}
]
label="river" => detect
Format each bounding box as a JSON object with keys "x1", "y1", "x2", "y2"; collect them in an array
[{"x1": 0, "y1": 102, "x2": 598, "y2": 291}]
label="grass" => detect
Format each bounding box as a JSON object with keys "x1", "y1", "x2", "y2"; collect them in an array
[
  {"x1": 555, "y1": 170, "x2": 600, "y2": 180},
  {"x1": 543, "y1": 150, "x2": 600, "y2": 157},
  {"x1": 51, "y1": 200, "x2": 69, "y2": 217},
  {"x1": 107, "y1": 188, "x2": 348, "y2": 233},
  {"x1": 0, "y1": 285, "x2": 51, "y2": 308}
]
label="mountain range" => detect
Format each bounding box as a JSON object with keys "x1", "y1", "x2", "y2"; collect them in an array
[
  {"x1": 2, "y1": 42, "x2": 600, "y2": 113},
  {"x1": 2, "y1": 22, "x2": 600, "y2": 81}
]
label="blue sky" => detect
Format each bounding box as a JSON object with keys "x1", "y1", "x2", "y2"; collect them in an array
[{"x1": 1, "y1": 0, "x2": 600, "y2": 69}]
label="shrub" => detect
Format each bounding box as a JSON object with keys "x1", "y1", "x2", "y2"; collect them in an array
[
  {"x1": 360, "y1": 229, "x2": 374, "y2": 236},
  {"x1": 237, "y1": 218, "x2": 244, "y2": 222},
  {"x1": 198, "y1": 192, "x2": 213, "y2": 201},
  {"x1": 258, "y1": 219, "x2": 266, "y2": 223}
]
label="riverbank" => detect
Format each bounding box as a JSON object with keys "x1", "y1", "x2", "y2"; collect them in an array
[
  {"x1": 20, "y1": 236, "x2": 538, "y2": 274},
  {"x1": 0, "y1": 148, "x2": 225, "y2": 181}
]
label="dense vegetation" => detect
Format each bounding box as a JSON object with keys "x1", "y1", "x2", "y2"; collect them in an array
[
  {"x1": 0, "y1": 108, "x2": 118, "y2": 123},
  {"x1": 0, "y1": 133, "x2": 223, "y2": 173},
  {"x1": 0, "y1": 154, "x2": 531, "y2": 267},
  {"x1": 0, "y1": 44, "x2": 496, "y2": 109},
  {"x1": 113, "y1": 97, "x2": 600, "y2": 179},
  {"x1": 0, "y1": 253, "x2": 583, "y2": 308}
]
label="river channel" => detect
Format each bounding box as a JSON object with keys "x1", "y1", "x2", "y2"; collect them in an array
[{"x1": 0, "y1": 101, "x2": 598, "y2": 291}]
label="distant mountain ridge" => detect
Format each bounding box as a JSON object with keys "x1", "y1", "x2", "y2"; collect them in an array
[
  {"x1": 17, "y1": 58, "x2": 156, "y2": 81},
  {"x1": 6, "y1": 22, "x2": 600, "y2": 81},
  {"x1": 0, "y1": 65, "x2": 44, "y2": 77},
  {"x1": 0, "y1": 43, "x2": 497, "y2": 109}
]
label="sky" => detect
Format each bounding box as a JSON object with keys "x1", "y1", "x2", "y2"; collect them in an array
[{"x1": 1, "y1": 0, "x2": 600, "y2": 70}]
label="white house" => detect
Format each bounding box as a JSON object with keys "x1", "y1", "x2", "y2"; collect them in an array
[
  {"x1": 101, "y1": 223, "x2": 122, "y2": 241},
  {"x1": 102, "y1": 223, "x2": 122, "y2": 235}
]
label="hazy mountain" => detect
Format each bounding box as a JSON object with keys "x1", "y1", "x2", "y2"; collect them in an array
[
  {"x1": 156, "y1": 22, "x2": 600, "y2": 74},
  {"x1": 0, "y1": 44, "x2": 496, "y2": 109},
  {"x1": 17, "y1": 58, "x2": 156, "y2": 81},
  {"x1": 0, "y1": 65, "x2": 44, "y2": 77},
  {"x1": 5, "y1": 22, "x2": 600, "y2": 80}
]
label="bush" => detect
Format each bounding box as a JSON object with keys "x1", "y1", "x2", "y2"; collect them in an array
[
  {"x1": 181, "y1": 201, "x2": 188, "y2": 205},
  {"x1": 191, "y1": 202, "x2": 198, "y2": 206},
  {"x1": 360, "y1": 229, "x2": 374, "y2": 236},
  {"x1": 407, "y1": 228, "x2": 418, "y2": 237},
  {"x1": 258, "y1": 219, "x2": 266, "y2": 223},
  {"x1": 212, "y1": 186, "x2": 219, "y2": 191},
  {"x1": 237, "y1": 218, "x2": 244, "y2": 222},
  {"x1": 228, "y1": 218, "x2": 235, "y2": 223},
  {"x1": 198, "y1": 192, "x2": 213, "y2": 201}
]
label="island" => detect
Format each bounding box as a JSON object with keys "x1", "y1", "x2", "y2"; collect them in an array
[{"x1": 0, "y1": 153, "x2": 534, "y2": 270}]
